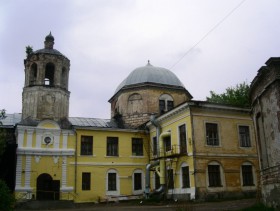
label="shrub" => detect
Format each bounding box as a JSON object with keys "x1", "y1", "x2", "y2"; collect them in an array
[{"x1": 0, "y1": 179, "x2": 15, "y2": 211}]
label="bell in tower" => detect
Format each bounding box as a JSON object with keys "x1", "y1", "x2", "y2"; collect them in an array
[{"x1": 22, "y1": 32, "x2": 70, "y2": 122}]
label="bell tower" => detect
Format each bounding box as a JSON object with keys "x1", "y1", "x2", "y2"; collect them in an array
[{"x1": 22, "y1": 32, "x2": 70, "y2": 121}]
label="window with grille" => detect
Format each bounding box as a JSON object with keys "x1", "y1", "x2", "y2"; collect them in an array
[
  {"x1": 208, "y1": 165, "x2": 222, "y2": 187},
  {"x1": 239, "y1": 126, "x2": 251, "y2": 147},
  {"x1": 82, "y1": 172, "x2": 91, "y2": 190},
  {"x1": 108, "y1": 173, "x2": 117, "y2": 191},
  {"x1": 81, "y1": 136, "x2": 93, "y2": 155},
  {"x1": 134, "y1": 173, "x2": 142, "y2": 190},
  {"x1": 132, "y1": 138, "x2": 143, "y2": 156},
  {"x1": 206, "y1": 123, "x2": 219, "y2": 146},
  {"x1": 179, "y1": 124, "x2": 187, "y2": 153},
  {"x1": 242, "y1": 165, "x2": 254, "y2": 186},
  {"x1": 182, "y1": 166, "x2": 190, "y2": 188},
  {"x1": 107, "y1": 137, "x2": 118, "y2": 156}
]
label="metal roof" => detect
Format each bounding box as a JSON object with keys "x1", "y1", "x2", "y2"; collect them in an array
[
  {"x1": 0, "y1": 113, "x2": 22, "y2": 127},
  {"x1": 32, "y1": 48, "x2": 68, "y2": 60},
  {"x1": 69, "y1": 117, "x2": 115, "y2": 128},
  {"x1": 115, "y1": 62, "x2": 185, "y2": 94}
]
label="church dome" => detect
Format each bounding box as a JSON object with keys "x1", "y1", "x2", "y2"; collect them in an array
[{"x1": 115, "y1": 61, "x2": 185, "y2": 94}]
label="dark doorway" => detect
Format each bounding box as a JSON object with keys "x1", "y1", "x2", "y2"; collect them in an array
[{"x1": 36, "y1": 173, "x2": 60, "y2": 200}]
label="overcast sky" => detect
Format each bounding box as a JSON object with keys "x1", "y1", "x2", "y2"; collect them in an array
[{"x1": 1, "y1": 0, "x2": 280, "y2": 119}]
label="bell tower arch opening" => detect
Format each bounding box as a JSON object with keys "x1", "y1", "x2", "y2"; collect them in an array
[{"x1": 45, "y1": 63, "x2": 55, "y2": 86}]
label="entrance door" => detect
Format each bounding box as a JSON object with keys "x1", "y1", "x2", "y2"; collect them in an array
[{"x1": 37, "y1": 173, "x2": 60, "y2": 200}]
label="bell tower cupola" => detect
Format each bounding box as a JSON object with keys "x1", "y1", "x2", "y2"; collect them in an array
[{"x1": 22, "y1": 33, "x2": 70, "y2": 122}]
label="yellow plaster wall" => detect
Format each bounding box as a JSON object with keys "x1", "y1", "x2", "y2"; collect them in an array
[{"x1": 74, "y1": 129, "x2": 149, "y2": 202}]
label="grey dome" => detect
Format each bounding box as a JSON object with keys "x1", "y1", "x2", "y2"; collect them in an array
[{"x1": 115, "y1": 62, "x2": 185, "y2": 94}]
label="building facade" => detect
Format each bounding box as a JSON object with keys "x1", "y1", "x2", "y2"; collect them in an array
[
  {"x1": 1, "y1": 33, "x2": 261, "y2": 203},
  {"x1": 250, "y1": 57, "x2": 280, "y2": 208}
]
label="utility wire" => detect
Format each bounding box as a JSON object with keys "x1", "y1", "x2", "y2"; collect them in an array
[{"x1": 169, "y1": 0, "x2": 247, "y2": 70}]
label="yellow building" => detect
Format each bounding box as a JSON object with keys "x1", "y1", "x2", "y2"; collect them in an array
[
  {"x1": 146, "y1": 101, "x2": 259, "y2": 200},
  {"x1": 11, "y1": 33, "x2": 259, "y2": 203}
]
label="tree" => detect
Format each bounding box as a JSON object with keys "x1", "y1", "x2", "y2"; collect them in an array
[
  {"x1": 0, "y1": 179, "x2": 15, "y2": 211},
  {"x1": 0, "y1": 109, "x2": 7, "y2": 156},
  {"x1": 25, "y1": 45, "x2": 33, "y2": 57},
  {"x1": 206, "y1": 82, "x2": 250, "y2": 108}
]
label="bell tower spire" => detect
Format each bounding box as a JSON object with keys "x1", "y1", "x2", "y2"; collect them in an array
[{"x1": 22, "y1": 33, "x2": 70, "y2": 122}]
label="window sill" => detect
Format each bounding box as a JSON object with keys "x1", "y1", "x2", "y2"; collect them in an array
[
  {"x1": 79, "y1": 154, "x2": 96, "y2": 157},
  {"x1": 105, "y1": 155, "x2": 119, "y2": 158},
  {"x1": 130, "y1": 155, "x2": 145, "y2": 158}
]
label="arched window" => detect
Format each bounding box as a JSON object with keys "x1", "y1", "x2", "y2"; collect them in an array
[
  {"x1": 29, "y1": 63, "x2": 37, "y2": 85},
  {"x1": 159, "y1": 94, "x2": 174, "y2": 114},
  {"x1": 132, "y1": 169, "x2": 144, "y2": 194},
  {"x1": 106, "y1": 169, "x2": 119, "y2": 196},
  {"x1": 45, "y1": 63, "x2": 55, "y2": 86},
  {"x1": 207, "y1": 161, "x2": 225, "y2": 188},
  {"x1": 127, "y1": 93, "x2": 143, "y2": 114},
  {"x1": 61, "y1": 67, "x2": 67, "y2": 88},
  {"x1": 241, "y1": 162, "x2": 256, "y2": 187}
]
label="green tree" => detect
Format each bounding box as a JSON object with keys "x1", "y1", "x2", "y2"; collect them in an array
[
  {"x1": 206, "y1": 82, "x2": 250, "y2": 108},
  {"x1": 25, "y1": 45, "x2": 33, "y2": 57},
  {"x1": 0, "y1": 179, "x2": 15, "y2": 211},
  {"x1": 0, "y1": 109, "x2": 7, "y2": 156}
]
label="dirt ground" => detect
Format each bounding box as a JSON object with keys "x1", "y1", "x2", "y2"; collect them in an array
[{"x1": 15, "y1": 198, "x2": 258, "y2": 211}]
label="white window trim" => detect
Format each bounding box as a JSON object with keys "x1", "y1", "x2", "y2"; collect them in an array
[
  {"x1": 106, "y1": 169, "x2": 120, "y2": 196},
  {"x1": 180, "y1": 162, "x2": 190, "y2": 189},
  {"x1": 204, "y1": 121, "x2": 221, "y2": 147},
  {"x1": 237, "y1": 124, "x2": 252, "y2": 148},
  {"x1": 132, "y1": 169, "x2": 144, "y2": 195},
  {"x1": 240, "y1": 162, "x2": 257, "y2": 191}
]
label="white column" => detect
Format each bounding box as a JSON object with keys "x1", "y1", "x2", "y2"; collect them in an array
[
  {"x1": 25, "y1": 155, "x2": 32, "y2": 188},
  {"x1": 17, "y1": 129, "x2": 25, "y2": 148},
  {"x1": 53, "y1": 131, "x2": 60, "y2": 149},
  {"x1": 36, "y1": 128, "x2": 43, "y2": 148},
  {"x1": 61, "y1": 156, "x2": 67, "y2": 187},
  {"x1": 62, "y1": 131, "x2": 68, "y2": 149},
  {"x1": 15, "y1": 155, "x2": 22, "y2": 190},
  {"x1": 26, "y1": 129, "x2": 34, "y2": 148}
]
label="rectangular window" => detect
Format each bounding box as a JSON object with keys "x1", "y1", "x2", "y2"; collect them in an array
[
  {"x1": 134, "y1": 173, "x2": 142, "y2": 190},
  {"x1": 206, "y1": 123, "x2": 219, "y2": 146},
  {"x1": 108, "y1": 173, "x2": 117, "y2": 191},
  {"x1": 167, "y1": 169, "x2": 174, "y2": 189},
  {"x1": 107, "y1": 137, "x2": 118, "y2": 156},
  {"x1": 208, "y1": 165, "x2": 221, "y2": 187},
  {"x1": 179, "y1": 124, "x2": 187, "y2": 153},
  {"x1": 153, "y1": 137, "x2": 157, "y2": 156},
  {"x1": 132, "y1": 138, "x2": 143, "y2": 156},
  {"x1": 82, "y1": 172, "x2": 91, "y2": 190},
  {"x1": 182, "y1": 166, "x2": 190, "y2": 188},
  {"x1": 167, "y1": 100, "x2": 174, "y2": 111},
  {"x1": 164, "y1": 136, "x2": 171, "y2": 152},
  {"x1": 239, "y1": 126, "x2": 251, "y2": 147},
  {"x1": 242, "y1": 165, "x2": 254, "y2": 186},
  {"x1": 81, "y1": 136, "x2": 93, "y2": 155}
]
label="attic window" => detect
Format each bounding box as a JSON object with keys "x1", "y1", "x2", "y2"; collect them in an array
[{"x1": 159, "y1": 94, "x2": 174, "y2": 114}]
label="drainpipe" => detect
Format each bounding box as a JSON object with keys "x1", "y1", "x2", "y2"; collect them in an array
[
  {"x1": 145, "y1": 160, "x2": 159, "y2": 198},
  {"x1": 150, "y1": 115, "x2": 161, "y2": 156},
  {"x1": 145, "y1": 115, "x2": 161, "y2": 198},
  {"x1": 159, "y1": 131, "x2": 170, "y2": 186}
]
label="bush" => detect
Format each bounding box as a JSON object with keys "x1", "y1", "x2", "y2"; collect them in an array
[{"x1": 0, "y1": 179, "x2": 15, "y2": 211}]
